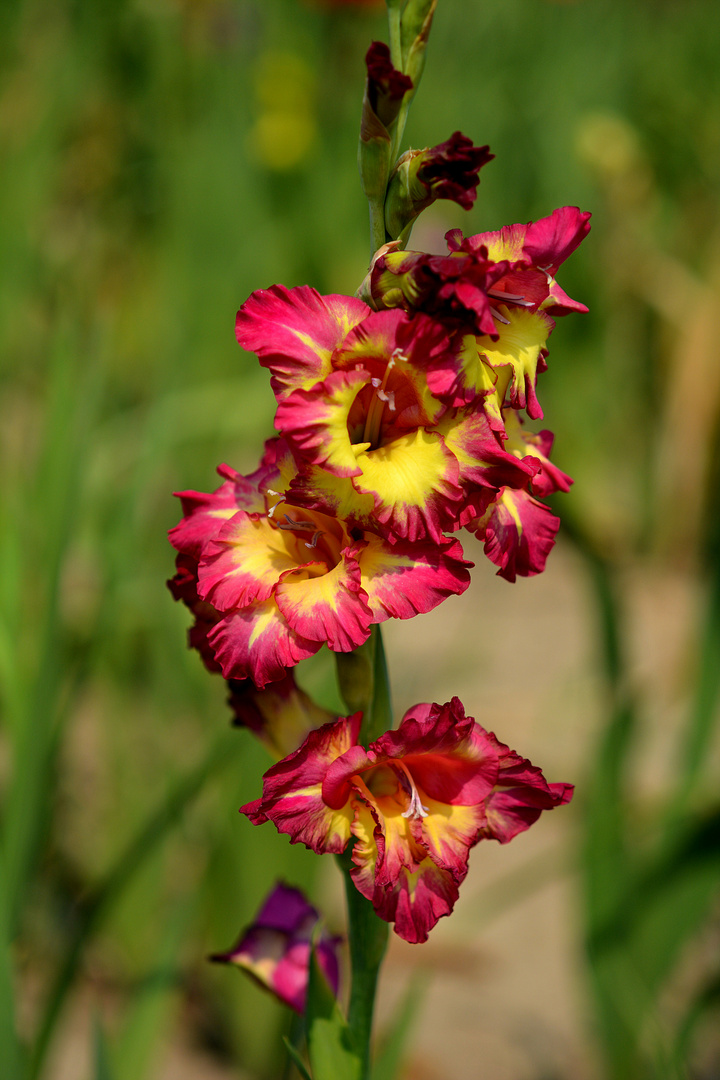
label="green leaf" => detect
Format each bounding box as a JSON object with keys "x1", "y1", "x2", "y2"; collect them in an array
[
  {"x1": 306, "y1": 943, "x2": 362, "y2": 1080},
  {"x1": 673, "y1": 970, "x2": 720, "y2": 1069},
  {"x1": 0, "y1": 928, "x2": 23, "y2": 1080},
  {"x1": 282, "y1": 1037, "x2": 313, "y2": 1080},
  {"x1": 308, "y1": 1018, "x2": 362, "y2": 1080},
  {"x1": 27, "y1": 729, "x2": 245, "y2": 1080},
  {"x1": 113, "y1": 901, "x2": 192, "y2": 1080}
]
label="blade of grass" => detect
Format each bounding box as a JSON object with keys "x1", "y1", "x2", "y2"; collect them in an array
[
  {"x1": 27, "y1": 727, "x2": 247, "y2": 1080},
  {"x1": 113, "y1": 900, "x2": 193, "y2": 1080},
  {"x1": 93, "y1": 1015, "x2": 118, "y2": 1080},
  {"x1": 372, "y1": 975, "x2": 426, "y2": 1080}
]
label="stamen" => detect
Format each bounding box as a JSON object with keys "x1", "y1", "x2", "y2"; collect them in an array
[
  {"x1": 376, "y1": 389, "x2": 396, "y2": 411},
  {"x1": 266, "y1": 490, "x2": 284, "y2": 518},
  {"x1": 487, "y1": 289, "x2": 534, "y2": 308},
  {"x1": 362, "y1": 357, "x2": 397, "y2": 447},
  {"x1": 490, "y1": 305, "x2": 511, "y2": 325},
  {"x1": 304, "y1": 531, "x2": 322, "y2": 549},
  {"x1": 396, "y1": 762, "x2": 429, "y2": 820},
  {"x1": 277, "y1": 514, "x2": 317, "y2": 532}
]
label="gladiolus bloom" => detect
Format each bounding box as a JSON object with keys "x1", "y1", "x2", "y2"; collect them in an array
[
  {"x1": 211, "y1": 883, "x2": 341, "y2": 1014},
  {"x1": 236, "y1": 287, "x2": 533, "y2": 545},
  {"x1": 169, "y1": 450, "x2": 473, "y2": 688},
  {"x1": 242, "y1": 698, "x2": 573, "y2": 943}
]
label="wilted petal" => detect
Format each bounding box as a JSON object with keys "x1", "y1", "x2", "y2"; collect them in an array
[{"x1": 228, "y1": 672, "x2": 338, "y2": 759}]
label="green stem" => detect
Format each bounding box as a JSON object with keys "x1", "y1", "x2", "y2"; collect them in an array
[
  {"x1": 369, "y1": 199, "x2": 388, "y2": 258},
  {"x1": 387, "y1": 4, "x2": 403, "y2": 71},
  {"x1": 333, "y1": 627, "x2": 393, "y2": 1076},
  {"x1": 335, "y1": 625, "x2": 392, "y2": 745},
  {"x1": 338, "y1": 852, "x2": 389, "y2": 1080}
]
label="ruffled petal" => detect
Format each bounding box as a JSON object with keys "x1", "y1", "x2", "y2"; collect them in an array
[
  {"x1": 468, "y1": 488, "x2": 560, "y2": 582},
  {"x1": 423, "y1": 333, "x2": 503, "y2": 418},
  {"x1": 353, "y1": 428, "x2": 462, "y2": 543},
  {"x1": 198, "y1": 512, "x2": 299, "y2": 612},
  {"x1": 275, "y1": 369, "x2": 370, "y2": 477},
  {"x1": 207, "y1": 599, "x2": 321, "y2": 687},
  {"x1": 480, "y1": 733, "x2": 575, "y2": 842},
  {"x1": 287, "y1": 467, "x2": 377, "y2": 526},
  {"x1": 274, "y1": 552, "x2": 373, "y2": 652},
  {"x1": 355, "y1": 532, "x2": 472, "y2": 621},
  {"x1": 241, "y1": 713, "x2": 363, "y2": 852},
  {"x1": 169, "y1": 464, "x2": 267, "y2": 558},
  {"x1": 235, "y1": 285, "x2": 369, "y2": 398},
  {"x1": 438, "y1": 406, "x2": 538, "y2": 490},
  {"x1": 477, "y1": 306, "x2": 554, "y2": 419},
  {"x1": 522, "y1": 206, "x2": 592, "y2": 274}
]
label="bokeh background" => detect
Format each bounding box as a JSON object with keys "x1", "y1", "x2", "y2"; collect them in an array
[{"x1": 2, "y1": 0, "x2": 720, "y2": 1078}]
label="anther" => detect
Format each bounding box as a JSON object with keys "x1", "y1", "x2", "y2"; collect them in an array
[
  {"x1": 487, "y1": 289, "x2": 533, "y2": 308},
  {"x1": 490, "y1": 305, "x2": 511, "y2": 325},
  {"x1": 277, "y1": 514, "x2": 317, "y2": 532},
  {"x1": 266, "y1": 489, "x2": 284, "y2": 518}
]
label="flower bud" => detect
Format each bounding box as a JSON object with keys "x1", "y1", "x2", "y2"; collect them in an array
[
  {"x1": 358, "y1": 42, "x2": 413, "y2": 201},
  {"x1": 210, "y1": 883, "x2": 341, "y2": 1014},
  {"x1": 384, "y1": 131, "x2": 493, "y2": 239}
]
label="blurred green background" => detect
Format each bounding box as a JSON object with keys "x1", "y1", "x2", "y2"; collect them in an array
[{"x1": 1, "y1": 0, "x2": 719, "y2": 1077}]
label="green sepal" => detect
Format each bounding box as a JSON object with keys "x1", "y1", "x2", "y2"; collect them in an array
[
  {"x1": 384, "y1": 149, "x2": 424, "y2": 240},
  {"x1": 306, "y1": 939, "x2": 362, "y2": 1080},
  {"x1": 400, "y1": 0, "x2": 437, "y2": 87},
  {"x1": 358, "y1": 119, "x2": 392, "y2": 204}
]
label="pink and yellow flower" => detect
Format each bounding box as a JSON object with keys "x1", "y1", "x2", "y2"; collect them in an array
[
  {"x1": 211, "y1": 882, "x2": 341, "y2": 1014},
  {"x1": 370, "y1": 206, "x2": 591, "y2": 418},
  {"x1": 236, "y1": 287, "x2": 532, "y2": 544},
  {"x1": 242, "y1": 698, "x2": 573, "y2": 943},
  {"x1": 169, "y1": 448, "x2": 473, "y2": 687}
]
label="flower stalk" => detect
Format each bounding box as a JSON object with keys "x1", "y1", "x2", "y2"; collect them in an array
[
  {"x1": 335, "y1": 626, "x2": 392, "y2": 1077},
  {"x1": 168, "y1": 0, "x2": 587, "y2": 1074}
]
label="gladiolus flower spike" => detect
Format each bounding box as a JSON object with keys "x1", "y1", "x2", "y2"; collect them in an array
[{"x1": 241, "y1": 698, "x2": 573, "y2": 944}]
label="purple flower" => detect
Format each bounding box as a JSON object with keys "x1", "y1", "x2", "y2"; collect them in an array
[{"x1": 210, "y1": 883, "x2": 341, "y2": 1013}]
